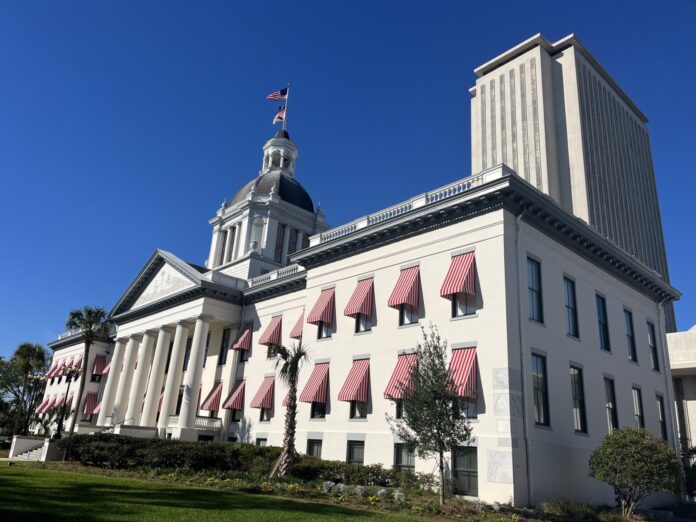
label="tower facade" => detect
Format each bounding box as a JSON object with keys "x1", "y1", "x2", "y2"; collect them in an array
[{"x1": 470, "y1": 34, "x2": 674, "y2": 330}]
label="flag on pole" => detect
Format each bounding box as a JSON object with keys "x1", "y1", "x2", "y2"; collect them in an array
[
  {"x1": 273, "y1": 105, "x2": 286, "y2": 125},
  {"x1": 266, "y1": 88, "x2": 288, "y2": 100}
]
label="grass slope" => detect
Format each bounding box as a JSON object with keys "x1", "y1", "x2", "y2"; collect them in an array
[{"x1": 0, "y1": 464, "x2": 420, "y2": 522}]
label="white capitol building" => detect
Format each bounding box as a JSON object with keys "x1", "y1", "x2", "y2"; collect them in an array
[{"x1": 28, "y1": 34, "x2": 680, "y2": 507}]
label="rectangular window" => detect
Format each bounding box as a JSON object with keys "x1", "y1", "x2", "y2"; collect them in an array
[
  {"x1": 182, "y1": 338, "x2": 193, "y2": 371},
  {"x1": 310, "y1": 402, "x2": 326, "y2": 419},
  {"x1": 307, "y1": 439, "x2": 323, "y2": 458},
  {"x1": 175, "y1": 386, "x2": 184, "y2": 415},
  {"x1": 656, "y1": 394, "x2": 668, "y2": 440},
  {"x1": 81, "y1": 412, "x2": 94, "y2": 423},
  {"x1": 218, "y1": 328, "x2": 232, "y2": 366},
  {"x1": 625, "y1": 310, "x2": 637, "y2": 362},
  {"x1": 287, "y1": 228, "x2": 299, "y2": 259},
  {"x1": 301, "y1": 234, "x2": 309, "y2": 250},
  {"x1": 274, "y1": 223, "x2": 286, "y2": 263},
  {"x1": 231, "y1": 409, "x2": 241, "y2": 422},
  {"x1": 202, "y1": 332, "x2": 211, "y2": 368},
  {"x1": 532, "y1": 354, "x2": 549, "y2": 426},
  {"x1": 260, "y1": 407, "x2": 272, "y2": 422},
  {"x1": 240, "y1": 347, "x2": 250, "y2": 363},
  {"x1": 394, "y1": 443, "x2": 415, "y2": 471},
  {"x1": 354, "y1": 313, "x2": 371, "y2": 333},
  {"x1": 256, "y1": 438, "x2": 267, "y2": 447},
  {"x1": 90, "y1": 374, "x2": 102, "y2": 383},
  {"x1": 570, "y1": 366, "x2": 587, "y2": 433},
  {"x1": 452, "y1": 447, "x2": 478, "y2": 497},
  {"x1": 451, "y1": 292, "x2": 476, "y2": 318},
  {"x1": 317, "y1": 321, "x2": 331, "y2": 339},
  {"x1": 596, "y1": 295, "x2": 611, "y2": 351},
  {"x1": 527, "y1": 258, "x2": 544, "y2": 322},
  {"x1": 399, "y1": 303, "x2": 417, "y2": 326},
  {"x1": 564, "y1": 277, "x2": 579, "y2": 337},
  {"x1": 395, "y1": 399, "x2": 404, "y2": 419},
  {"x1": 647, "y1": 322, "x2": 660, "y2": 371},
  {"x1": 350, "y1": 401, "x2": 367, "y2": 419},
  {"x1": 632, "y1": 387, "x2": 644, "y2": 428},
  {"x1": 454, "y1": 398, "x2": 478, "y2": 419},
  {"x1": 604, "y1": 378, "x2": 619, "y2": 432},
  {"x1": 347, "y1": 441, "x2": 365, "y2": 465}
]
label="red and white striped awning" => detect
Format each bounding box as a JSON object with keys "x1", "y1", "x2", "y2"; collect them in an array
[
  {"x1": 65, "y1": 393, "x2": 74, "y2": 407},
  {"x1": 222, "y1": 381, "x2": 245, "y2": 410},
  {"x1": 307, "y1": 288, "x2": 335, "y2": 325},
  {"x1": 201, "y1": 382, "x2": 224, "y2": 411},
  {"x1": 92, "y1": 356, "x2": 108, "y2": 375},
  {"x1": 384, "y1": 353, "x2": 417, "y2": 399},
  {"x1": 387, "y1": 266, "x2": 421, "y2": 309},
  {"x1": 83, "y1": 393, "x2": 99, "y2": 415},
  {"x1": 440, "y1": 252, "x2": 476, "y2": 299},
  {"x1": 45, "y1": 362, "x2": 58, "y2": 378},
  {"x1": 232, "y1": 323, "x2": 253, "y2": 350},
  {"x1": 282, "y1": 391, "x2": 289, "y2": 406},
  {"x1": 42, "y1": 396, "x2": 57, "y2": 412},
  {"x1": 250, "y1": 376, "x2": 275, "y2": 409},
  {"x1": 102, "y1": 361, "x2": 112, "y2": 374},
  {"x1": 289, "y1": 312, "x2": 304, "y2": 340},
  {"x1": 259, "y1": 316, "x2": 282, "y2": 346},
  {"x1": 54, "y1": 360, "x2": 67, "y2": 377},
  {"x1": 449, "y1": 347, "x2": 477, "y2": 398},
  {"x1": 36, "y1": 397, "x2": 50, "y2": 414},
  {"x1": 299, "y1": 363, "x2": 330, "y2": 404},
  {"x1": 344, "y1": 278, "x2": 374, "y2": 318},
  {"x1": 338, "y1": 358, "x2": 370, "y2": 402},
  {"x1": 71, "y1": 355, "x2": 83, "y2": 370},
  {"x1": 54, "y1": 394, "x2": 67, "y2": 408}
]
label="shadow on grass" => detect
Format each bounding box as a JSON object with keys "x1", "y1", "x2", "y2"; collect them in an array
[{"x1": 0, "y1": 465, "x2": 412, "y2": 521}]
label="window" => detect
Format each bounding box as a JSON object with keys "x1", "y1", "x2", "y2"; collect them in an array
[
  {"x1": 227, "y1": 436, "x2": 238, "y2": 442},
  {"x1": 596, "y1": 295, "x2": 610, "y2": 351},
  {"x1": 310, "y1": 402, "x2": 326, "y2": 419},
  {"x1": 394, "y1": 443, "x2": 415, "y2": 471},
  {"x1": 202, "y1": 332, "x2": 211, "y2": 368},
  {"x1": 452, "y1": 447, "x2": 478, "y2": 496},
  {"x1": 260, "y1": 407, "x2": 272, "y2": 422},
  {"x1": 274, "y1": 223, "x2": 286, "y2": 263},
  {"x1": 527, "y1": 258, "x2": 543, "y2": 322},
  {"x1": 604, "y1": 378, "x2": 619, "y2": 432},
  {"x1": 632, "y1": 387, "x2": 644, "y2": 428},
  {"x1": 81, "y1": 412, "x2": 93, "y2": 423},
  {"x1": 218, "y1": 328, "x2": 232, "y2": 366},
  {"x1": 90, "y1": 373, "x2": 102, "y2": 383},
  {"x1": 451, "y1": 292, "x2": 476, "y2": 318},
  {"x1": 287, "y1": 228, "x2": 299, "y2": 260},
  {"x1": 354, "y1": 313, "x2": 371, "y2": 333},
  {"x1": 564, "y1": 277, "x2": 579, "y2": 337},
  {"x1": 399, "y1": 303, "x2": 417, "y2": 326},
  {"x1": 350, "y1": 401, "x2": 367, "y2": 419},
  {"x1": 256, "y1": 438, "x2": 267, "y2": 447},
  {"x1": 656, "y1": 394, "x2": 668, "y2": 440},
  {"x1": 647, "y1": 322, "x2": 660, "y2": 371},
  {"x1": 317, "y1": 321, "x2": 331, "y2": 339},
  {"x1": 624, "y1": 310, "x2": 637, "y2": 362},
  {"x1": 454, "y1": 398, "x2": 478, "y2": 419},
  {"x1": 182, "y1": 338, "x2": 193, "y2": 371},
  {"x1": 240, "y1": 347, "x2": 250, "y2": 363},
  {"x1": 347, "y1": 441, "x2": 364, "y2": 465},
  {"x1": 301, "y1": 234, "x2": 309, "y2": 250},
  {"x1": 532, "y1": 354, "x2": 549, "y2": 426},
  {"x1": 230, "y1": 409, "x2": 241, "y2": 422},
  {"x1": 570, "y1": 366, "x2": 587, "y2": 433},
  {"x1": 307, "y1": 439, "x2": 323, "y2": 458},
  {"x1": 395, "y1": 400, "x2": 404, "y2": 419}
]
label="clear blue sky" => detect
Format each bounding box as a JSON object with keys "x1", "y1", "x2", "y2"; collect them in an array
[{"x1": 1, "y1": 1, "x2": 695, "y2": 357}]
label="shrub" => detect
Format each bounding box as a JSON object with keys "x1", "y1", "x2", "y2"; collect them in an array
[
  {"x1": 541, "y1": 499, "x2": 598, "y2": 521},
  {"x1": 589, "y1": 428, "x2": 681, "y2": 519}
]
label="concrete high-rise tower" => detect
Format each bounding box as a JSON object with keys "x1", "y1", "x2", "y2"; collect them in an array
[{"x1": 470, "y1": 33, "x2": 675, "y2": 330}]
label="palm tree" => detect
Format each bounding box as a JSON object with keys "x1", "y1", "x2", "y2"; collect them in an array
[
  {"x1": 13, "y1": 343, "x2": 47, "y2": 435},
  {"x1": 266, "y1": 342, "x2": 309, "y2": 477},
  {"x1": 65, "y1": 306, "x2": 112, "y2": 438}
]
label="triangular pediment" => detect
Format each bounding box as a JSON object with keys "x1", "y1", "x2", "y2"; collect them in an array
[{"x1": 131, "y1": 263, "x2": 195, "y2": 309}]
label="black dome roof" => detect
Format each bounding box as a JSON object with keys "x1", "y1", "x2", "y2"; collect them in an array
[{"x1": 230, "y1": 171, "x2": 314, "y2": 213}]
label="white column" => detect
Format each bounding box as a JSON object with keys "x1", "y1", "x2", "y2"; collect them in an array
[
  {"x1": 158, "y1": 321, "x2": 189, "y2": 432},
  {"x1": 124, "y1": 330, "x2": 156, "y2": 426},
  {"x1": 96, "y1": 338, "x2": 127, "y2": 426},
  {"x1": 111, "y1": 335, "x2": 141, "y2": 425},
  {"x1": 222, "y1": 228, "x2": 233, "y2": 264},
  {"x1": 178, "y1": 315, "x2": 213, "y2": 429},
  {"x1": 141, "y1": 326, "x2": 173, "y2": 428}
]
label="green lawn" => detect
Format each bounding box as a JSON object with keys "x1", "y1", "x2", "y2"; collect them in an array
[{"x1": 0, "y1": 464, "x2": 420, "y2": 522}]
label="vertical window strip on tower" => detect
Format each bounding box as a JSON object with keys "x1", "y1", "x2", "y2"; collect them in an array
[
  {"x1": 530, "y1": 58, "x2": 542, "y2": 189},
  {"x1": 509, "y1": 69, "x2": 518, "y2": 174},
  {"x1": 519, "y1": 63, "x2": 530, "y2": 182},
  {"x1": 490, "y1": 79, "x2": 496, "y2": 166},
  {"x1": 480, "y1": 84, "x2": 487, "y2": 170},
  {"x1": 499, "y1": 74, "x2": 507, "y2": 165}
]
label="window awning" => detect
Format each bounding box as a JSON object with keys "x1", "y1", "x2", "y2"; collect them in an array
[
  {"x1": 83, "y1": 393, "x2": 99, "y2": 415},
  {"x1": 54, "y1": 360, "x2": 67, "y2": 377},
  {"x1": 45, "y1": 362, "x2": 58, "y2": 378},
  {"x1": 440, "y1": 252, "x2": 476, "y2": 299},
  {"x1": 449, "y1": 347, "x2": 477, "y2": 398},
  {"x1": 250, "y1": 376, "x2": 275, "y2": 409},
  {"x1": 299, "y1": 363, "x2": 330, "y2": 404},
  {"x1": 65, "y1": 393, "x2": 74, "y2": 407},
  {"x1": 338, "y1": 358, "x2": 370, "y2": 402},
  {"x1": 42, "y1": 396, "x2": 57, "y2": 412},
  {"x1": 201, "y1": 382, "x2": 224, "y2": 411},
  {"x1": 289, "y1": 312, "x2": 304, "y2": 340},
  {"x1": 54, "y1": 394, "x2": 67, "y2": 408},
  {"x1": 387, "y1": 266, "x2": 421, "y2": 309},
  {"x1": 92, "y1": 356, "x2": 108, "y2": 376},
  {"x1": 384, "y1": 354, "x2": 417, "y2": 399},
  {"x1": 71, "y1": 355, "x2": 83, "y2": 370},
  {"x1": 222, "y1": 381, "x2": 245, "y2": 410},
  {"x1": 36, "y1": 397, "x2": 50, "y2": 414},
  {"x1": 307, "y1": 288, "x2": 335, "y2": 325},
  {"x1": 102, "y1": 362, "x2": 112, "y2": 374},
  {"x1": 259, "y1": 316, "x2": 282, "y2": 346},
  {"x1": 232, "y1": 323, "x2": 253, "y2": 350},
  {"x1": 344, "y1": 278, "x2": 374, "y2": 318}
]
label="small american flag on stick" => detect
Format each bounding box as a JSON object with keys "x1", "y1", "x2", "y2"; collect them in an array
[{"x1": 266, "y1": 87, "x2": 288, "y2": 100}]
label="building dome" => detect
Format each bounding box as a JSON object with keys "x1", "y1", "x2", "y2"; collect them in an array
[{"x1": 229, "y1": 171, "x2": 314, "y2": 213}]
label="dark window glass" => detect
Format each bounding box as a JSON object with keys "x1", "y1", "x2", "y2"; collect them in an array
[
  {"x1": 224, "y1": 227, "x2": 236, "y2": 264},
  {"x1": 231, "y1": 409, "x2": 241, "y2": 422},
  {"x1": 310, "y1": 402, "x2": 326, "y2": 419},
  {"x1": 307, "y1": 439, "x2": 323, "y2": 458},
  {"x1": 260, "y1": 407, "x2": 271, "y2": 422},
  {"x1": 452, "y1": 447, "x2": 478, "y2": 496},
  {"x1": 604, "y1": 378, "x2": 619, "y2": 432},
  {"x1": 454, "y1": 397, "x2": 478, "y2": 419},
  {"x1": 350, "y1": 401, "x2": 367, "y2": 419},
  {"x1": 256, "y1": 438, "x2": 267, "y2": 447},
  {"x1": 287, "y1": 228, "x2": 299, "y2": 259},
  {"x1": 399, "y1": 303, "x2": 417, "y2": 326},
  {"x1": 632, "y1": 387, "x2": 644, "y2": 428},
  {"x1": 354, "y1": 313, "x2": 371, "y2": 333},
  {"x1": 274, "y1": 223, "x2": 286, "y2": 263},
  {"x1": 347, "y1": 441, "x2": 365, "y2": 465},
  {"x1": 395, "y1": 400, "x2": 404, "y2": 419},
  {"x1": 175, "y1": 386, "x2": 184, "y2": 415},
  {"x1": 625, "y1": 310, "x2": 637, "y2": 362},
  {"x1": 217, "y1": 229, "x2": 228, "y2": 267},
  {"x1": 90, "y1": 374, "x2": 101, "y2": 383},
  {"x1": 564, "y1": 277, "x2": 579, "y2": 337},
  {"x1": 182, "y1": 338, "x2": 193, "y2": 371},
  {"x1": 218, "y1": 328, "x2": 232, "y2": 366},
  {"x1": 202, "y1": 332, "x2": 211, "y2": 368},
  {"x1": 647, "y1": 322, "x2": 660, "y2": 371},
  {"x1": 394, "y1": 443, "x2": 415, "y2": 471},
  {"x1": 570, "y1": 366, "x2": 587, "y2": 433},
  {"x1": 527, "y1": 258, "x2": 544, "y2": 322},
  {"x1": 301, "y1": 234, "x2": 309, "y2": 250},
  {"x1": 317, "y1": 321, "x2": 331, "y2": 339},
  {"x1": 596, "y1": 295, "x2": 611, "y2": 351},
  {"x1": 656, "y1": 394, "x2": 668, "y2": 440},
  {"x1": 164, "y1": 342, "x2": 173, "y2": 373},
  {"x1": 240, "y1": 347, "x2": 250, "y2": 362},
  {"x1": 451, "y1": 292, "x2": 476, "y2": 318},
  {"x1": 532, "y1": 354, "x2": 549, "y2": 426}
]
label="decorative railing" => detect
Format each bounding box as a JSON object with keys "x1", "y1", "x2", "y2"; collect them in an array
[
  {"x1": 310, "y1": 165, "x2": 509, "y2": 247},
  {"x1": 248, "y1": 263, "x2": 303, "y2": 288},
  {"x1": 194, "y1": 416, "x2": 222, "y2": 430}
]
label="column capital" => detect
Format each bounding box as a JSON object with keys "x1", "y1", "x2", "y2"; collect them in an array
[
  {"x1": 176, "y1": 319, "x2": 192, "y2": 328},
  {"x1": 129, "y1": 334, "x2": 143, "y2": 342},
  {"x1": 115, "y1": 337, "x2": 129, "y2": 344},
  {"x1": 158, "y1": 325, "x2": 175, "y2": 335},
  {"x1": 196, "y1": 314, "x2": 215, "y2": 322},
  {"x1": 142, "y1": 329, "x2": 159, "y2": 337}
]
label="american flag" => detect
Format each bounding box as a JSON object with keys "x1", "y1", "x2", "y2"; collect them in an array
[
  {"x1": 273, "y1": 105, "x2": 286, "y2": 125},
  {"x1": 266, "y1": 87, "x2": 288, "y2": 100}
]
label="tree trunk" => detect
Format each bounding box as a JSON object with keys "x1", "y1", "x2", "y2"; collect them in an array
[
  {"x1": 438, "y1": 450, "x2": 445, "y2": 506},
  {"x1": 67, "y1": 341, "x2": 91, "y2": 438},
  {"x1": 270, "y1": 376, "x2": 298, "y2": 478}
]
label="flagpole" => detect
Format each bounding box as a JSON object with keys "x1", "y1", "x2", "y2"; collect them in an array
[{"x1": 283, "y1": 84, "x2": 290, "y2": 131}]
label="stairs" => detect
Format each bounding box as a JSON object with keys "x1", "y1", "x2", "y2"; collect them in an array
[{"x1": 13, "y1": 443, "x2": 44, "y2": 461}]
